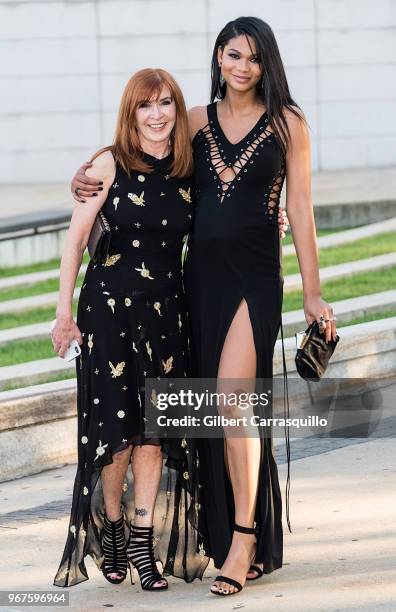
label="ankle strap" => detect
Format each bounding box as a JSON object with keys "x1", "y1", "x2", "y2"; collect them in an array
[{"x1": 234, "y1": 523, "x2": 258, "y2": 535}]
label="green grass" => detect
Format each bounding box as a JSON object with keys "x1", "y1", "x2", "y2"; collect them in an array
[
  {"x1": 282, "y1": 232, "x2": 396, "y2": 275},
  {"x1": 0, "y1": 303, "x2": 78, "y2": 330},
  {"x1": 0, "y1": 370, "x2": 76, "y2": 392},
  {"x1": 283, "y1": 266, "x2": 396, "y2": 312},
  {"x1": 0, "y1": 275, "x2": 83, "y2": 303},
  {"x1": 0, "y1": 253, "x2": 89, "y2": 279},
  {"x1": 0, "y1": 337, "x2": 59, "y2": 367}
]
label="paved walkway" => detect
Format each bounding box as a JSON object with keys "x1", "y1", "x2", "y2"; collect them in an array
[{"x1": 0, "y1": 433, "x2": 395, "y2": 611}]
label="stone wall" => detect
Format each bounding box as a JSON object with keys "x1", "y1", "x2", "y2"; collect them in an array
[{"x1": 1, "y1": 0, "x2": 395, "y2": 182}]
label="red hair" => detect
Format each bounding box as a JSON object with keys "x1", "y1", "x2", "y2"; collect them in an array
[{"x1": 92, "y1": 68, "x2": 193, "y2": 178}]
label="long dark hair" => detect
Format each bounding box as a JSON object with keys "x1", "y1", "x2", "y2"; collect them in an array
[{"x1": 211, "y1": 16, "x2": 305, "y2": 156}]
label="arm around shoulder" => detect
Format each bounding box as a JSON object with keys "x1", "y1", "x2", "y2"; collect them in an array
[{"x1": 188, "y1": 105, "x2": 208, "y2": 141}]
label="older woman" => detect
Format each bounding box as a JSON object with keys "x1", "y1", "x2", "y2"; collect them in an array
[{"x1": 53, "y1": 68, "x2": 206, "y2": 590}]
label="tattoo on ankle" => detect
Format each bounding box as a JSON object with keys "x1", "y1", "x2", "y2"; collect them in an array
[{"x1": 135, "y1": 507, "x2": 148, "y2": 517}]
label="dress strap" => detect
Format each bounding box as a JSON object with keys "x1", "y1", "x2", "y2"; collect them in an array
[
  {"x1": 280, "y1": 318, "x2": 292, "y2": 533},
  {"x1": 206, "y1": 102, "x2": 217, "y2": 125}
]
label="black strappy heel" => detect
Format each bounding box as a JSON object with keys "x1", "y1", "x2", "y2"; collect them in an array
[
  {"x1": 101, "y1": 513, "x2": 131, "y2": 584},
  {"x1": 246, "y1": 564, "x2": 264, "y2": 581},
  {"x1": 211, "y1": 523, "x2": 258, "y2": 597},
  {"x1": 126, "y1": 524, "x2": 168, "y2": 591}
]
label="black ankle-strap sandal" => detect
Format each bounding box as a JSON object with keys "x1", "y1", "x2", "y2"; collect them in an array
[
  {"x1": 101, "y1": 514, "x2": 131, "y2": 585},
  {"x1": 211, "y1": 523, "x2": 258, "y2": 597},
  {"x1": 247, "y1": 564, "x2": 264, "y2": 580},
  {"x1": 127, "y1": 524, "x2": 168, "y2": 591}
]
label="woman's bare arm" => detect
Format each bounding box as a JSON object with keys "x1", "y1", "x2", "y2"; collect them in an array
[
  {"x1": 52, "y1": 151, "x2": 115, "y2": 356},
  {"x1": 284, "y1": 109, "x2": 336, "y2": 341}
]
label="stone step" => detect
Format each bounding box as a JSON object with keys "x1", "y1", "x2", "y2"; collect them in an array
[
  {"x1": 0, "y1": 264, "x2": 87, "y2": 291},
  {"x1": 282, "y1": 216, "x2": 396, "y2": 257},
  {"x1": 1, "y1": 217, "x2": 395, "y2": 291},
  {"x1": 0, "y1": 287, "x2": 80, "y2": 314},
  {"x1": 2, "y1": 288, "x2": 396, "y2": 348},
  {"x1": 281, "y1": 289, "x2": 396, "y2": 337},
  {"x1": 1, "y1": 252, "x2": 395, "y2": 316},
  {"x1": 284, "y1": 252, "x2": 396, "y2": 292},
  {"x1": 0, "y1": 356, "x2": 74, "y2": 391},
  {"x1": 1, "y1": 316, "x2": 395, "y2": 481}
]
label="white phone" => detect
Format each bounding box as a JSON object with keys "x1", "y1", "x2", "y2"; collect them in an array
[{"x1": 51, "y1": 319, "x2": 82, "y2": 361}]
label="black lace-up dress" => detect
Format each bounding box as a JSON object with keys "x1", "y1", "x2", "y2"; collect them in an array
[
  {"x1": 184, "y1": 102, "x2": 290, "y2": 574},
  {"x1": 54, "y1": 153, "x2": 208, "y2": 587}
]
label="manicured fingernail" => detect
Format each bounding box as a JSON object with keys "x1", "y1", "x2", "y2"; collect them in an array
[
  {"x1": 93, "y1": 192, "x2": 98, "y2": 196},
  {"x1": 99, "y1": 181, "x2": 103, "y2": 185},
  {"x1": 99, "y1": 187, "x2": 103, "y2": 191},
  {"x1": 82, "y1": 199, "x2": 87, "y2": 203}
]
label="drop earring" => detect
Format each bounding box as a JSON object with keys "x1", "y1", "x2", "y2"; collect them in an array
[{"x1": 218, "y1": 63, "x2": 225, "y2": 86}]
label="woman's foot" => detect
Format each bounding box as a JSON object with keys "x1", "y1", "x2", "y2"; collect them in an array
[
  {"x1": 127, "y1": 524, "x2": 168, "y2": 590},
  {"x1": 211, "y1": 529, "x2": 256, "y2": 595},
  {"x1": 101, "y1": 513, "x2": 129, "y2": 584}
]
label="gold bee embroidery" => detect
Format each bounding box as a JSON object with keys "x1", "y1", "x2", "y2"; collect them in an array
[
  {"x1": 199, "y1": 543, "x2": 206, "y2": 557},
  {"x1": 113, "y1": 196, "x2": 119, "y2": 210},
  {"x1": 132, "y1": 342, "x2": 138, "y2": 353},
  {"x1": 178, "y1": 314, "x2": 182, "y2": 332},
  {"x1": 125, "y1": 297, "x2": 132, "y2": 307},
  {"x1": 107, "y1": 298, "x2": 115, "y2": 313},
  {"x1": 151, "y1": 388, "x2": 157, "y2": 406},
  {"x1": 103, "y1": 254, "x2": 121, "y2": 267},
  {"x1": 109, "y1": 361, "x2": 126, "y2": 378},
  {"x1": 88, "y1": 333, "x2": 93, "y2": 354},
  {"x1": 146, "y1": 341, "x2": 153, "y2": 361},
  {"x1": 179, "y1": 187, "x2": 192, "y2": 203},
  {"x1": 162, "y1": 356, "x2": 173, "y2": 374},
  {"x1": 128, "y1": 191, "x2": 145, "y2": 206},
  {"x1": 135, "y1": 262, "x2": 154, "y2": 279},
  {"x1": 153, "y1": 302, "x2": 162, "y2": 316}
]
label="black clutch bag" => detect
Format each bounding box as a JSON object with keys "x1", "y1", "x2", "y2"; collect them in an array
[
  {"x1": 87, "y1": 210, "x2": 111, "y2": 264},
  {"x1": 295, "y1": 320, "x2": 339, "y2": 381}
]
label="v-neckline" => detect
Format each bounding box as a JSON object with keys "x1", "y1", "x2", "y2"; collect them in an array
[{"x1": 213, "y1": 101, "x2": 268, "y2": 147}]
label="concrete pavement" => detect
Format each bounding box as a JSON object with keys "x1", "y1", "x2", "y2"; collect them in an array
[{"x1": 0, "y1": 434, "x2": 395, "y2": 611}]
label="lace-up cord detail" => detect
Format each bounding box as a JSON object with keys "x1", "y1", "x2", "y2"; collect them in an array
[{"x1": 265, "y1": 161, "x2": 286, "y2": 220}]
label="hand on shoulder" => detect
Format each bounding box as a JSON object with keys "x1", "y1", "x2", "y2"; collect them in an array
[{"x1": 87, "y1": 149, "x2": 116, "y2": 186}]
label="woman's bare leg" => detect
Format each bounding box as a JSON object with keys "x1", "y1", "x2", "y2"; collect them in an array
[
  {"x1": 131, "y1": 444, "x2": 167, "y2": 587},
  {"x1": 131, "y1": 444, "x2": 163, "y2": 527},
  {"x1": 101, "y1": 445, "x2": 133, "y2": 580},
  {"x1": 211, "y1": 299, "x2": 261, "y2": 594}
]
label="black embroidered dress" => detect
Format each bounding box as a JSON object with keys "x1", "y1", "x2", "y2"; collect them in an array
[{"x1": 54, "y1": 153, "x2": 208, "y2": 587}]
